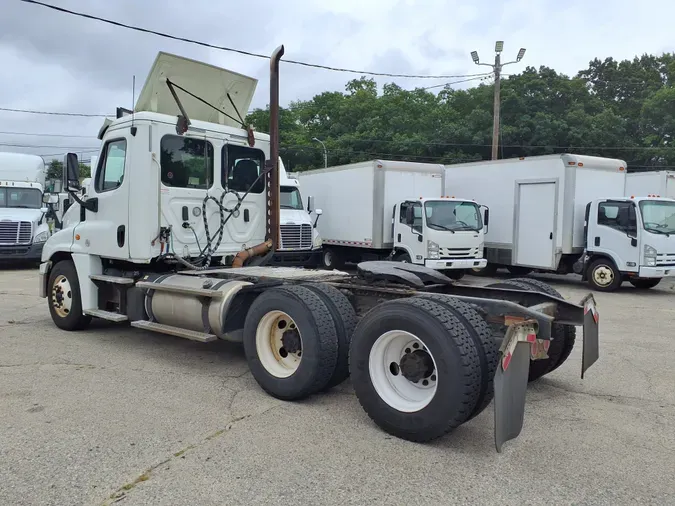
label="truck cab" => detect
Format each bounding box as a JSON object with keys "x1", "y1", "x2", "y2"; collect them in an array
[
  {"x1": 394, "y1": 197, "x2": 487, "y2": 278},
  {"x1": 582, "y1": 196, "x2": 675, "y2": 290},
  {"x1": 0, "y1": 152, "x2": 52, "y2": 263},
  {"x1": 270, "y1": 159, "x2": 322, "y2": 267}
]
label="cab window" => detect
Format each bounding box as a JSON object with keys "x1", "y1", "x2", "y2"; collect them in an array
[
  {"x1": 95, "y1": 139, "x2": 127, "y2": 193},
  {"x1": 223, "y1": 144, "x2": 265, "y2": 193},
  {"x1": 160, "y1": 135, "x2": 214, "y2": 189}
]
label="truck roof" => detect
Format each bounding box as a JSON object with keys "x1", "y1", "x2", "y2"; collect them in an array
[
  {"x1": 446, "y1": 153, "x2": 627, "y2": 172},
  {"x1": 0, "y1": 152, "x2": 45, "y2": 183},
  {"x1": 298, "y1": 159, "x2": 445, "y2": 176}
]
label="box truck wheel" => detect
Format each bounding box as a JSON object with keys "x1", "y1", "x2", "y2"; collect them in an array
[
  {"x1": 243, "y1": 285, "x2": 339, "y2": 401},
  {"x1": 322, "y1": 248, "x2": 344, "y2": 270},
  {"x1": 485, "y1": 280, "x2": 569, "y2": 382},
  {"x1": 469, "y1": 264, "x2": 498, "y2": 276},
  {"x1": 47, "y1": 259, "x2": 92, "y2": 331},
  {"x1": 414, "y1": 294, "x2": 499, "y2": 421},
  {"x1": 629, "y1": 278, "x2": 661, "y2": 289},
  {"x1": 507, "y1": 266, "x2": 533, "y2": 276},
  {"x1": 507, "y1": 278, "x2": 577, "y2": 376},
  {"x1": 587, "y1": 258, "x2": 622, "y2": 291},
  {"x1": 349, "y1": 298, "x2": 481, "y2": 442},
  {"x1": 394, "y1": 251, "x2": 412, "y2": 263},
  {"x1": 303, "y1": 282, "x2": 358, "y2": 390}
]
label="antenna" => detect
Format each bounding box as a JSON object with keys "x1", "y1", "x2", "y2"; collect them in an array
[{"x1": 130, "y1": 75, "x2": 137, "y2": 137}]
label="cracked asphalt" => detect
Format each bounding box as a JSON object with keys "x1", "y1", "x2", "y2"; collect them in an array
[{"x1": 1, "y1": 266, "x2": 674, "y2": 505}]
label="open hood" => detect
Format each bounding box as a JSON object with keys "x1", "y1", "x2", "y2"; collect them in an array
[{"x1": 135, "y1": 51, "x2": 258, "y2": 128}]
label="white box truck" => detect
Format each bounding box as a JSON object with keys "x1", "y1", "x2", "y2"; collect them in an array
[
  {"x1": 296, "y1": 160, "x2": 488, "y2": 278},
  {"x1": 444, "y1": 154, "x2": 675, "y2": 290},
  {"x1": 0, "y1": 152, "x2": 53, "y2": 263},
  {"x1": 625, "y1": 170, "x2": 675, "y2": 199}
]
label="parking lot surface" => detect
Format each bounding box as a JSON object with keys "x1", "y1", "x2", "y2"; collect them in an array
[{"x1": 1, "y1": 266, "x2": 674, "y2": 505}]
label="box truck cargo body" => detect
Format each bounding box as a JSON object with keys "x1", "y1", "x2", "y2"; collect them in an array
[
  {"x1": 445, "y1": 154, "x2": 675, "y2": 290},
  {"x1": 625, "y1": 171, "x2": 675, "y2": 199},
  {"x1": 297, "y1": 160, "x2": 487, "y2": 275}
]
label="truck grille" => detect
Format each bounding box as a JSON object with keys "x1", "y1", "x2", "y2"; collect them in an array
[
  {"x1": 279, "y1": 224, "x2": 313, "y2": 250},
  {"x1": 439, "y1": 247, "x2": 476, "y2": 259},
  {"x1": 0, "y1": 221, "x2": 32, "y2": 245},
  {"x1": 656, "y1": 253, "x2": 675, "y2": 267}
]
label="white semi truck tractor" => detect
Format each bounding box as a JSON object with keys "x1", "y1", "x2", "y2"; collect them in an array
[{"x1": 38, "y1": 48, "x2": 602, "y2": 452}]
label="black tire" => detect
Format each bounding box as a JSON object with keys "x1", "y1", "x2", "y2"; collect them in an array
[
  {"x1": 415, "y1": 294, "x2": 499, "y2": 420},
  {"x1": 485, "y1": 279, "x2": 567, "y2": 382},
  {"x1": 322, "y1": 248, "x2": 344, "y2": 270},
  {"x1": 349, "y1": 297, "x2": 481, "y2": 442},
  {"x1": 242, "y1": 285, "x2": 339, "y2": 401},
  {"x1": 507, "y1": 266, "x2": 533, "y2": 276},
  {"x1": 47, "y1": 259, "x2": 92, "y2": 331},
  {"x1": 587, "y1": 257, "x2": 622, "y2": 291},
  {"x1": 303, "y1": 282, "x2": 358, "y2": 390},
  {"x1": 629, "y1": 278, "x2": 661, "y2": 289},
  {"x1": 508, "y1": 277, "x2": 577, "y2": 375},
  {"x1": 394, "y1": 251, "x2": 412, "y2": 263},
  {"x1": 445, "y1": 270, "x2": 465, "y2": 281}
]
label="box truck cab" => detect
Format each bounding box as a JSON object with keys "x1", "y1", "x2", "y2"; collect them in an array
[
  {"x1": 296, "y1": 160, "x2": 487, "y2": 277},
  {"x1": 270, "y1": 159, "x2": 322, "y2": 267},
  {"x1": 581, "y1": 196, "x2": 675, "y2": 290},
  {"x1": 625, "y1": 170, "x2": 675, "y2": 200},
  {"x1": 0, "y1": 152, "x2": 52, "y2": 262}
]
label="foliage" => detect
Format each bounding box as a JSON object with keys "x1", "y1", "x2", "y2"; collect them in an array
[
  {"x1": 46, "y1": 160, "x2": 91, "y2": 180},
  {"x1": 245, "y1": 53, "x2": 675, "y2": 172}
]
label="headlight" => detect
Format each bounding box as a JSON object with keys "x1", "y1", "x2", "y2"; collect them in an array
[
  {"x1": 476, "y1": 242, "x2": 485, "y2": 258},
  {"x1": 313, "y1": 233, "x2": 322, "y2": 248},
  {"x1": 644, "y1": 244, "x2": 657, "y2": 266},
  {"x1": 34, "y1": 230, "x2": 51, "y2": 243},
  {"x1": 427, "y1": 240, "x2": 440, "y2": 260}
]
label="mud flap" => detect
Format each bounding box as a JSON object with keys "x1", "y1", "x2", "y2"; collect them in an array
[
  {"x1": 581, "y1": 294, "x2": 600, "y2": 379},
  {"x1": 493, "y1": 321, "x2": 539, "y2": 453}
]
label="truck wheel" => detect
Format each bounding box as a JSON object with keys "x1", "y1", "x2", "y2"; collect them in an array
[
  {"x1": 507, "y1": 266, "x2": 533, "y2": 276},
  {"x1": 486, "y1": 280, "x2": 567, "y2": 382},
  {"x1": 445, "y1": 270, "x2": 465, "y2": 280},
  {"x1": 47, "y1": 259, "x2": 92, "y2": 331},
  {"x1": 304, "y1": 282, "x2": 358, "y2": 390},
  {"x1": 243, "y1": 285, "x2": 339, "y2": 401},
  {"x1": 508, "y1": 277, "x2": 577, "y2": 376},
  {"x1": 587, "y1": 258, "x2": 622, "y2": 291},
  {"x1": 393, "y1": 251, "x2": 412, "y2": 263},
  {"x1": 414, "y1": 294, "x2": 499, "y2": 420},
  {"x1": 629, "y1": 278, "x2": 661, "y2": 289},
  {"x1": 469, "y1": 263, "x2": 498, "y2": 276},
  {"x1": 322, "y1": 248, "x2": 344, "y2": 270},
  {"x1": 349, "y1": 298, "x2": 481, "y2": 442}
]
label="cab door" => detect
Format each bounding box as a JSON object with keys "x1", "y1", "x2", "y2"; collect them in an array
[
  {"x1": 588, "y1": 200, "x2": 639, "y2": 272},
  {"x1": 76, "y1": 135, "x2": 130, "y2": 259}
]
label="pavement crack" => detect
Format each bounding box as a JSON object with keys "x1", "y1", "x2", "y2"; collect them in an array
[{"x1": 100, "y1": 402, "x2": 282, "y2": 505}]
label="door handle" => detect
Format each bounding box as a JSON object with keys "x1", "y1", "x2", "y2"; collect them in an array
[
  {"x1": 117, "y1": 225, "x2": 125, "y2": 247},
  {"x1": 244, "y1": 209, "x2": 250, "y2": 222},
  {"x1": 549, "y1": 232, "x2": 553, "y2": 240},
  {"x1": 594, "y1": 236, "x2": 600, "y2": 247},
  {"x1": 397, "y1": 233, "x2": 401, "y2": 242}
]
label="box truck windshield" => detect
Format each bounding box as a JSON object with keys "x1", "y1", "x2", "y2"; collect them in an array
[
  {"x1": 425, "y1": 201, "x2": 482, "y2": 232},
  {"x1": 0, "y1": 187, "x2": 42, "y2": 209},
  {"x1": 640, "y1": 200, "x2": 675, "y2": 234},
  {"x1": 280, "y1": 186, "x2": 304, "y2": 210}
]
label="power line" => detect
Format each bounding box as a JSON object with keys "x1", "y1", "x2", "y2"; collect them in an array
[
  {"x1": 0, "y1": 106, "x2": 110, "y2": 117},
  {"x1": 19, "y1": 0, "x2": 487, "y2": 80},
  {"x1": 0, "y1": 130, "x2": 96, "y2": 138},
  {"x1": 421, "y1": 75, "x2": 491, "y2": 90},
  {"x1": 0, "y1": 142, "x2": 99, "y2": 149}
]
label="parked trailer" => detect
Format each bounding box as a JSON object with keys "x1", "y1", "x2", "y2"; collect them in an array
[
  {"x1": 444, "y1": 155, "x2": 675, "y2": 291},
  {"x1": 625, "y1": 170, "x2": 675, "y2": 199},
  {"x1": 38, "y1": 48, "x2": 600, "y2": 452},
  {"x1": 297, "y1": 160, "x2": 487, "y2": 279}
]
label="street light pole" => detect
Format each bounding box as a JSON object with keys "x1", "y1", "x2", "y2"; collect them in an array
[
  {"x1": 471, "y1": 43, "x2": 526, "y2": 160},
  {"x1": 312, "y1": 137, "x2": 327, "y2": 168}
]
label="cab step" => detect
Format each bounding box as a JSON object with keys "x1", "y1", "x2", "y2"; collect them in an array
[
  {"x1": 83, "y1": 309, "x2": 129, "y2": 322},
  {"x1": 89, "y1": 274, "x2": 135, "y2": 285},
  {"x1": 130, "y1": 320, "x2": 217, "y2": 343},
  {"x1": 134, "y1": 281, "x2": 223, "y2": 299}
]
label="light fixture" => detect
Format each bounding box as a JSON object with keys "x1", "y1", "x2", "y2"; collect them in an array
[
  {"x1": 495, "y1": 41, "x2": 504, "y2": 53},
  {"x1": 470, "y1": 51, "x2": 479, "y2": 64},
  {"x1": 517, "y1": 48, "x2": 526, "y2": 61}
]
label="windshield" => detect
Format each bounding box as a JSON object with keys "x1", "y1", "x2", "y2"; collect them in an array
[
  {"x1": 639, "y1": 200, "x2": 675, "y2": 234},
  {"x1": 0, "y1": 187, "x2": 42, "y2": 209},
  {"x1": 425, "y1": 201, "x2": 483, "y2": 231},
  {"x1": 280, "y1": 186, "x2": 304, "y2": 210}
]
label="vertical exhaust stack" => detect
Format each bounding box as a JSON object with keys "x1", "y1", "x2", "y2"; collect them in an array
[{"x1": 266, "y1": 45, "x2": 285, "y2": 252}]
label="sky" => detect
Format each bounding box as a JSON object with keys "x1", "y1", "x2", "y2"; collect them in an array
[{"x1": 1, "y1": 0, "x2": 673, "y2": 163}]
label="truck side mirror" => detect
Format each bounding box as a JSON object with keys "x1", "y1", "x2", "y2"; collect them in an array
[
  {"x1": 483, "y1": 206, "x2": 490, "y2": 234},
  {"x1": 405, "y1": 205, "x2": 415, "y2": 225},
  {"x1": 307, "y1": 195, "x2": 315, "y2": 213},
  {"x1": 315, "y1": 208, "x2": 323, "y2": 216},
  {"x1": 64, "y1": 153, "x2": 81, "y2": 190}
]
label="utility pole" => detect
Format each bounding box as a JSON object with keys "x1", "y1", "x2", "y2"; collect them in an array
[
  {"x1": 471, "y1": 42, "x2": 526, "y2": 160},
  {"x1": 312, "y1": 137, "x2": 328, "y2": 168}
]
